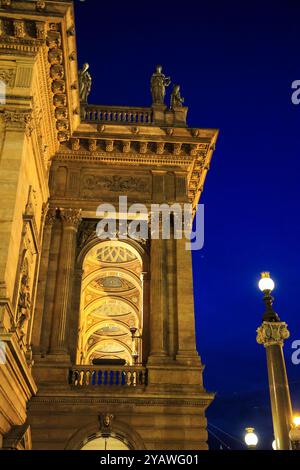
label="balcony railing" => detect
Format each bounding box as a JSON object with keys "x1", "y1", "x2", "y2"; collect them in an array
[
  {"x1": 69, "y1": 365, "x2": 147, "y2": 388},
  {"x1": 81, "y1": 105, "x2": 154, "y2": 125}
]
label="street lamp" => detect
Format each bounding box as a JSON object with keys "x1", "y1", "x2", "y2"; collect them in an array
[
  {"x1": 256, "y1": 272, "x2": 293, "y2": 450},
  {"x1": 244, "y1": 427, "x2": 258, "y2": 449},
  {"x1": 289, "y1": 415, "x2": 300, "y2": 450}
]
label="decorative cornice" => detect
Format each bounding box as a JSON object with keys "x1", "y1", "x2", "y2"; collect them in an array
[
  {"x1": 29, "y1": 396, "x2": 213, "y2": 408},
  {"x1": 256, "y1": 321, "x2": 290, "y2": 347},
  {"x1": 53, "y1": 150, "x2": 191, "y2": 167},
  {"x1": 46, "y1": 22, "x2": 70, "y2": 143}
]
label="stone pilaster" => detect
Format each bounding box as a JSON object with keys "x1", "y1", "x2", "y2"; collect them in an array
[
  {"x1": 31, "y1": 208, "x2": 56, "y2": 354},
  {"x1": 49, "y1": 208, "x2": 81, "y2": 359},
  {"x1": 148, "y1": 215, "x2": 168, "y2": 364},
  {"x1": 175, "y1": 237, "x2": 200, "y2": 364}
]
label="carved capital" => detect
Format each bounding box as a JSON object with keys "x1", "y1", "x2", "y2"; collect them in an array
[
  {"x1": 256, "y1": 321, "x2": 290, "y2": 347},
  {"x1": 60, "y1": 208, "x2": 82, "y2": 229},
  {"x1": 0, "y1": 69, "x2": 15, "y2": 89},
  {"x1": 45, "y1": 208, "x2": 57, "y2": 227},
  {"x1": 3, "y1": 109, "x2": 33, "y2": 136}
]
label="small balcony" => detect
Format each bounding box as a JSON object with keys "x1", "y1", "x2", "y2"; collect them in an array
[
  {"x1": 69, "y1": 365, "x2": 147, "y2": 388},
  {"x1": 81, "y1": 103, "x2": 188, "y2": 127},
  {"x1": 81, "y1": 105, "x2": 154, "y2": 126}
]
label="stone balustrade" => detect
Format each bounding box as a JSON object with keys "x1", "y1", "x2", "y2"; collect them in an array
[
  {"x1": 69, "y1": 365, "x2": 148, "y2": 388},
  {"x1": 82, "y1": 105, "x2": 154, "y2": 125}
]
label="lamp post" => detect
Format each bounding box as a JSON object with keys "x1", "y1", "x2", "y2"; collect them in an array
[
  {"x1": 256, "y1": 272, "x2": 293, "y2": 450},
  {"x1": 244, "y1": 427, "x2": 258, "y2": 450},
  {"x1": 289, "y1": 416, "x2": 300, "y2": 450}
]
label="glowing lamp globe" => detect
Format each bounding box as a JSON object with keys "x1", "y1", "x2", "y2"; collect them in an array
[
  {"x1": 272, "y1": 439, "x2": 277, "y2": 450},
  {"x1": 244, "y1": 428, "x2": 258, "y2": 447},
  {"x1": 293, "y1": 416, "x2": 300, "y2": 428},
  {"x1": 258, "y1": 272, "x2": 275, "y2": 292}
]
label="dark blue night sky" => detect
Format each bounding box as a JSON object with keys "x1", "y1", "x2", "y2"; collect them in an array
[{"x1": 74, "y1": 0, "x2": 300, "y2": 449}]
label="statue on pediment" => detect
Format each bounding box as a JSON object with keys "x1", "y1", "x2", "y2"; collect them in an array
[
  {"x1": 78, "y1": 63, "x2": 92, "y2": 103},
  {"x1": 171, "y1": 84, "x2": 184, "y2": 108},
  {"x1": 150, "y1": 65, "x2": 171, "y2": 105}
]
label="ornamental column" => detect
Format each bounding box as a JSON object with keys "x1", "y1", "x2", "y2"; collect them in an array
[
  {"x1": 257, "y1": 272, "x2": 293, "y2": 450},
  {"x1": 49, "y1": 208, "x2": 81, "y2": 359}
]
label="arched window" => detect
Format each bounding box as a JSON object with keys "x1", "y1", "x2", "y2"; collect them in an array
[
  {"x1": 77, "y1": 241, "x2": 143, "y2": 365},
  {"x1": 81, "y1": 435, "x2": 130, "y2": 450}
]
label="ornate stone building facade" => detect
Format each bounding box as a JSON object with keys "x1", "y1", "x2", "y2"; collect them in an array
[{"x1": 0, "y1": 1, "x2": 218, "y2": 450}]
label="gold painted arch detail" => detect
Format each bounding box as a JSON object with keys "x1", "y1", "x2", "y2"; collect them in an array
[{"x1": 77, "y1": 240, "x2": 143, "y2": 365}]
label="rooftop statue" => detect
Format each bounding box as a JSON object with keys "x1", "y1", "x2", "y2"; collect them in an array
[
  {"x1": 150, "y1": 65, "x2": 171, "y2": 105},
  {"x1": 78, "y1": 62, "x2": 92, "y2": 103},
  {"x1": 170, "y1": 84, "x2": 184, "y2": 108}
]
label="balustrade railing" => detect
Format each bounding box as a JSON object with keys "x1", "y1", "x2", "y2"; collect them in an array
[
  {"x1": 81, "y1": 105, "x2": 154, "y2": 125},
  {"x1": 69, "y1": 365, "x2": 147, "y2": 388}
]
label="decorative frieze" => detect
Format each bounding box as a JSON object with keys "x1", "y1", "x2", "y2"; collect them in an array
[{"x1": 80, "y1": 174, "x2": 151, "y2": 199}]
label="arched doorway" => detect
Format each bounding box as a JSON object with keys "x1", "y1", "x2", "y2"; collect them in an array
[{"x1": 77, "y1": 240, "x2": 143, "y2": 365}]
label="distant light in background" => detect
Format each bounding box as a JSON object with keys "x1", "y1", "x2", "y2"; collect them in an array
[{"x1": 244, "y1": 427, "x2": 258, "y2": 449}]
